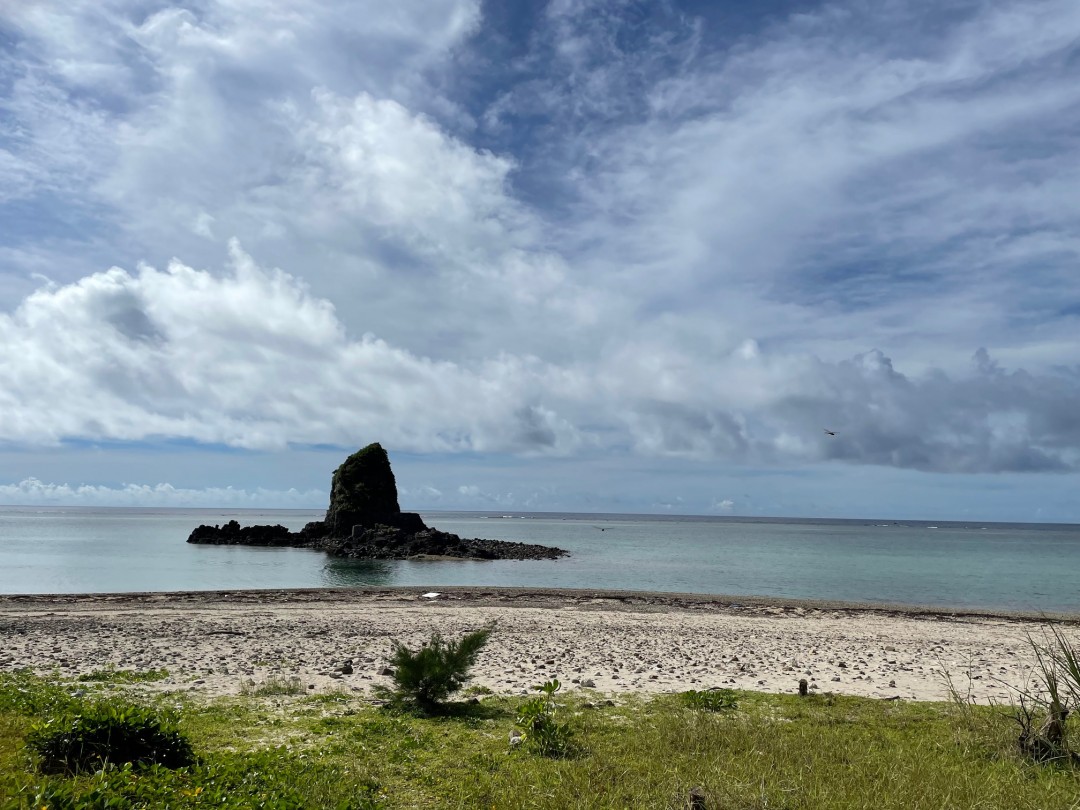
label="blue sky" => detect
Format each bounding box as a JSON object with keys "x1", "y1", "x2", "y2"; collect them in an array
[{"x1": 1, "y1": 0, "x2": 1079, "y2": 521}]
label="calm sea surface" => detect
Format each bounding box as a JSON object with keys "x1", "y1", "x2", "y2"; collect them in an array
[{"x1": 1, "y1": 507, "x2": 1078, "y2": 612}]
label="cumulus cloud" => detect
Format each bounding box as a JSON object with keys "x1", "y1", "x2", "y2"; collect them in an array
[
  {"x1": 0, "y1": 242, "x2": 582, "y2": 453},
  {"x1": 1, "y1": 242, "x2": 1080, "y2": 472},
  {"x1": 600, "y1": 342, "x2": 1080, "y2": 472},
  {"x1": 0, "y1": 0, "x2": 597, "y2": 364},
  {"x1": 3, "y1": 0, "x2": 1080, "y2": 505}
]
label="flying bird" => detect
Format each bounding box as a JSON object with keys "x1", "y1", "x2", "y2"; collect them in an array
[{"x1": 824, "y1": 429, "x2": 836, "y2": 436}]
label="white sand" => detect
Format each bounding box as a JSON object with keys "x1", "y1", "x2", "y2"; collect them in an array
[{"x1": 0, "y1": 588, "x2": 1069, "y2": 704}]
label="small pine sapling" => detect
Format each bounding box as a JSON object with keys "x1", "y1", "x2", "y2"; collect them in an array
[{"x1": 381, "y1": 625, "x2": 493, "y2": 712}]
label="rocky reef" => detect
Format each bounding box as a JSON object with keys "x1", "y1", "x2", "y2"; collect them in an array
[{"x1": 187, "y1": 443, "x2": 567, "y2": 561}]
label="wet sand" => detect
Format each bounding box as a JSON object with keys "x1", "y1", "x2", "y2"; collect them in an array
[{"x1": 1, "y1": 587, "x2": 1075, "y2": 703}]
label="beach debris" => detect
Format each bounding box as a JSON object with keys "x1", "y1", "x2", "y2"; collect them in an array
[{"x1": 421, "y1": 592, "x2": 441, "y2": 599}]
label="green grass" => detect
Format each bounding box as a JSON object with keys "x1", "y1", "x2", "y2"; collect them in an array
[
  {"x1": 239, "y1": 675, "x2": 307, "y2": 697},
  {"x1": 76, "y1": 668, "x2": 169, "y2": 685},
  {"x1": 1, "y1": 671, "x2": 1078, "y2": 809}
]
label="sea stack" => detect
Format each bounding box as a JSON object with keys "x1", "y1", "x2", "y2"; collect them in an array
[
  {"x1": 321, "y1": 442, "x2": 425, "y2": 536},
  {"x1": 187, "y1": 442, "x2": 567, "y2": 561},
  {"x1": 325, "y1": 443, "x2": 401, "y2": 533}
]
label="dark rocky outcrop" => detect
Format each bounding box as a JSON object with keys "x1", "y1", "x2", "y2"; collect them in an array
[
  {"x1": 187, "y1": 442, "x2": 567, "y2": 561},
  {"x1": 186, "y1": 520, "x2": 301, "y2": 547},
  {"x1": 325, "y1": 442, "x2": 402, "y2": 535}
]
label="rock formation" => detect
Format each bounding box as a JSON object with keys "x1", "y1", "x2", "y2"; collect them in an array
[
  {"x1": 187, "y1": 443, "x2": 567, "y2": 561},
  {"x1": 324, "y1": 442, "x2": 403, "y2": 534}
]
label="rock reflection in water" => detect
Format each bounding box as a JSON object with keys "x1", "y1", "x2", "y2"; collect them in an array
[{"x1": 321, "y1": 558, "x2": 396, "y2": 587}]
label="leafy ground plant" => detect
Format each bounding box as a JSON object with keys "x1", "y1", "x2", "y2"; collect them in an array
[
  {"x1": 377, "y1": 625, "x2": 493, "y2": 713},
  {"x1": 19, "y1": 748, "x2": 381, "y2": 810},
  {"x1": 514, "y1": 679, "x2": 574, "y2": 757},
  {"x1": 27, "y1": 700, "x2": 195, "y2": 775},
  {"x1": 680, "y1": 688, "x2": 738, "y2": 712}
]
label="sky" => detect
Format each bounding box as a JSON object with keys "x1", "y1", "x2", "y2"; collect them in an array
[{"x1": 1, "y1": 0, "x2": 1079, "y2": 521}]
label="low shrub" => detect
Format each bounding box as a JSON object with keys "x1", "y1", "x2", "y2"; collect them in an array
[
  {"x1": 27, "y1": 701, "x2": 195, "y2": 775},
  {"x1": 378, "y1": 625, "x2": 493, "y2": 713}
]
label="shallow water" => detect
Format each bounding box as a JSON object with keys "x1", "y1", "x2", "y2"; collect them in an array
[{"x1": 1, "y1": 507, "x2": 1078, "y2": 612}]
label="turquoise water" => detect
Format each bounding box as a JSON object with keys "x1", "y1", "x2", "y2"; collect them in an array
[{"x1": 1, "y1": 507, "x2": 1079, "y2": 612}]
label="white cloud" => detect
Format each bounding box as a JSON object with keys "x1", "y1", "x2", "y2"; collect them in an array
[
  {"x1": 712, "y1": 498, "x2": 735, "y2": 513},
  {"x1": 0, "y1": 0, "x2": 607, "y2": 365},
  {"x1": 0, "y1": 242, "x2": 587, "y2": 454},
  {"x1": 1, "y1": 241, "x2": 1079, "y2": 471},
  {"x1": 0, "y1": 477, "x2": 324, "y2": 508},
  {"x1": 3, "y1": 0, "x2": 1080, "y2": 510},
  {"x1": 515, "y1": 0, "x2": 1080, "y2": 370}
]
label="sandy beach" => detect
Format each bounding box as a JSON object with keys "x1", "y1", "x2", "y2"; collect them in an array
[{"x1": 1, "y1": 587, "x2": 1074, "y2": 704}]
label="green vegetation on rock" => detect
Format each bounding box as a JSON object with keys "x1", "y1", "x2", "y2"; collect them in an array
[{"x1": 325, "y1": 443, "x2": 401, "y2": 531}]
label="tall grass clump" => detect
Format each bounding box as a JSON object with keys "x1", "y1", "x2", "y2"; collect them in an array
[
  {"x1": 240, "y1": 675, "x2": 306, "y2": 697},
  {"x1": 377, "y1": 625, "x2": 493, "y2": 713},
  {"x1": 1017, "y1": 624, "x2": 1080, "y2": 763}
]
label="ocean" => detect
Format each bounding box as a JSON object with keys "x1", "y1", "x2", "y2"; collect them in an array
[{"x1": 1, "y1": 507, "x2": 1079, "y2": 613}]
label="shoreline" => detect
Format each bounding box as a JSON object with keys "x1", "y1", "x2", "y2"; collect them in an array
[
  {"x1": 1, "y1": 585, "x2": 1078, "y2": 623},
  {"x1": 2, "y1": 586, "x2": 1075, "y2": 705}
]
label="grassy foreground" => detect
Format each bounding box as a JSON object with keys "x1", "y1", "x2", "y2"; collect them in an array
[{"x1": 1, "y1": 670, "x2": 1078, "y2": 809}]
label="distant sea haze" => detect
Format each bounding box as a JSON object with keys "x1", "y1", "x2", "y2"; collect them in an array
[{"x1": 1, "y1": 507, "x2": 1078, "y2": 613}]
